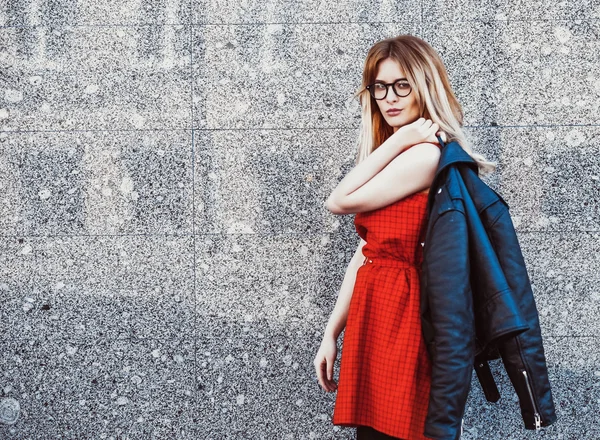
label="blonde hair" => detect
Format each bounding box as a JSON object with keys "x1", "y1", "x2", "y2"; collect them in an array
[{"x1": 353, "y1": 34, "x2": 496, "y2": 176}]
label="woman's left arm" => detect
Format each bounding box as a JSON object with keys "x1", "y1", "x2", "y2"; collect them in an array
[
  {"x1": 326, "y1": 142, "x2": 440, "y2": 214},
  {"x1": 326, "y1": 118, "x2": 442, "y2": 214},
  {"x1": 326, "y1": 131, "x2": 407, "y2": 211}
]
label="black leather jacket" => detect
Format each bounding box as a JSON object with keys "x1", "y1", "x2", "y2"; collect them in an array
[{"x1": 418, "y1": 138, "x2": 557, "y2": 440}]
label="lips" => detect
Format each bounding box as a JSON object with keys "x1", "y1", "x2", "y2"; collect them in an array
[{"x1": 387, "y1": 109, "x2": 402, "y2": 115}]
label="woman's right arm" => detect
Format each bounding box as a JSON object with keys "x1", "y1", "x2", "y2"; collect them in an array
[
  {"x1": 314, "y1": 237, "x2": 366, "y2": 392},
  {"x1": 323, "y1": 238, "x2": 367, "y2": 340}
]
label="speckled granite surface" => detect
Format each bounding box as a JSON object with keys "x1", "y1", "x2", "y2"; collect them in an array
[{"x1": 1, "y1": 0, "x2": 598, "y2": 438}]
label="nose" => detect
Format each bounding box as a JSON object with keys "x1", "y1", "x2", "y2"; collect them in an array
[{"x1": 386, "y1": 85, "x2": 399, "y2": 103}]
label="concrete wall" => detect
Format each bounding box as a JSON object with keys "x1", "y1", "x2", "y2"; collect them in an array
[{"x1": 1, "y1": 0, "x2": 598, "y2": 438}]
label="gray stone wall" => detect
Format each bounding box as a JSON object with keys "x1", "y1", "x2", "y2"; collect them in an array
[{"x1": 0, "y1": 0, "x2": 597, "y2": 438}]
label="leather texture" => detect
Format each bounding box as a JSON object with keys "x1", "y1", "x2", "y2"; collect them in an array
[{"x1": 418, "y1": 138, "x2": 557, "y2": 440}]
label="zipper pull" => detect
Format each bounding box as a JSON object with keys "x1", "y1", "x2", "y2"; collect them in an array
[{"x1": 534, "y1": 413, "x2": 541, "y2": 429}]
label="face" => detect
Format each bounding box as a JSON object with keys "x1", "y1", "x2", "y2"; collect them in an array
[{"x1": 371, "y1": 58, "x2": 421, "y2": 133}]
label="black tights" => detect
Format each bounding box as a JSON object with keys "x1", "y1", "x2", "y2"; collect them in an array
[{"x1": 356, "y1": 425, "x2": 405, "y2": 440}]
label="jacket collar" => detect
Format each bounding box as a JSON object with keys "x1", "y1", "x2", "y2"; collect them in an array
[
  {"x1": 434, "y1": 140, "x2": 479, "y2": 182},
  {"x1": 425, "y1": 140, "x2": 480, "y2": 215},
  {"x1": 427, "y1": 140, "x2": 508, "y2": 215}
]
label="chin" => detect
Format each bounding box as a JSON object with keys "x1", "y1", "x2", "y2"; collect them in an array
[{"x1": 388, "y1": 118, "x2": 407, "y2": 129}]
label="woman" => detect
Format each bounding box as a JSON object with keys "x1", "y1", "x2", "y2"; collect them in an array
[{"x1": 313, "y1": 35, "x2": 495, "y2": 440}]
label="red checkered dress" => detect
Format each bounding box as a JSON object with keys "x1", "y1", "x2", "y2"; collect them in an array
[{"x1": 332, "y1": 188, "x2": 434, "y2": 440}]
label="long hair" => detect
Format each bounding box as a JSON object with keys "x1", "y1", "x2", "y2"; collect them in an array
[{"x1": 352, "y1": 35, "x2": 496, "y2": 175}]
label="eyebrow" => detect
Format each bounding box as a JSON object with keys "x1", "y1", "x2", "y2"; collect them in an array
[{"x1": 374, "y1": 77, "x2": 408, "y2": 82}]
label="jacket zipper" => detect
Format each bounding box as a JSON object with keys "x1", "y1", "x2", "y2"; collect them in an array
[{"x1": 520, "y1": 368, "x2": 541, "y2": 429}]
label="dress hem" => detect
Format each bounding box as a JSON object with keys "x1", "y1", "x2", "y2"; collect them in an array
[{"x1": 332, "y1": 418, "x2": 426, "y2": 440}]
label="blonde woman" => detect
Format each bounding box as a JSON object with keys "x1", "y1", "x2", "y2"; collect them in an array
[{"x1": 313, "y1": 35, "x2": 495, "y2": 440}]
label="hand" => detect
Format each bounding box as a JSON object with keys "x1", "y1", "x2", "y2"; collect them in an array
[
  {"x1": 392, "y1": 117, "x2": 446, "y2": 151},
  {"x1": 314, "y1": 335, "x2": 338, "y2": 392}
]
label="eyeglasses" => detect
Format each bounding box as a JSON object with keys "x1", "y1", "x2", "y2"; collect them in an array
[{"x1": 365, "y1": 80, "x2": 412, "y2": 100}]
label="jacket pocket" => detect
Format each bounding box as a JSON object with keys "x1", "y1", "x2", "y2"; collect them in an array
[
  {"x1": 519, "y1": 367, "x2": 542, "y2": 430},
  {"x1": 482, "y1": 198, "x2": 508, "y2": 227}
]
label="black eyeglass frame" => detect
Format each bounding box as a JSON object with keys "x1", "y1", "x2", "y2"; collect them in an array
[{"x1": 365, "y1": 80, "x2": 412, "y2": 100}]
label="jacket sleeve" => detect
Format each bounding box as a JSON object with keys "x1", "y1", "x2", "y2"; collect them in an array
[{"x1": 422, "y1": 208, "x2": 476, "y2": 440}]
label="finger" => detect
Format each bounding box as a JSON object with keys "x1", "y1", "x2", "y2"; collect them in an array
[
  {"x1": 325, "y1": 377, "x2": 335, "y2": 391},
  {"x1": 327, "y1": 358, "x2": 334, "y2": 382},
  {"x1": 315, "y1": 360, "x2": 326, "y2": 390},
  {"x1": 428, "y1": 123, "x2": 439, "y2": 137},
  {"x1": 328, "y1": 374, "x2": 338, "y2": 389},
  {"x1": 327, "y1": 363, "x2": 338, "y2": 388},
  {"x1": 423, "y1": 125, "x2": 436, "y2": 140},
  {"x1": 319, "y1": 359, "x2": 335, "y2": 392},
  {"x1": 426, "y1": 131, "x2": 439, "y2": 144}
]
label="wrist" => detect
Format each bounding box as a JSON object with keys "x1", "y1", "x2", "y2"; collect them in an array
[
  {"x1": 323, "y1": 326, "x2": 340, "y2": 341},
  {"x1": 390, "y1": 127, "x2": 410, "y2": 153}
]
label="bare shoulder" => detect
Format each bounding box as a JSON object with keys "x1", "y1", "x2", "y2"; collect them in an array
[
  {"x1": 395, "y1": 142, "x2": 441, "y2": 195},
  {"x1": 390, "y1": 141, "x2": 441, "y2": 169}
]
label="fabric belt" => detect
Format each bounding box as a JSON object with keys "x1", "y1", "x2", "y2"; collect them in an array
[{"x1": 361, "y1": 255, "x2": 420, "y2": 269}]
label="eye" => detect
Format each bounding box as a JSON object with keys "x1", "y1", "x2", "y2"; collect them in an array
[{"x1": 373, "y1": 83, "x2": 386, "y2": 89}]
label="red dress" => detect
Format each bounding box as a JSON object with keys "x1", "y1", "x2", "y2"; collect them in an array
[{"x1": 332, "y1": 189, "x2": 434, "y2": 440}]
